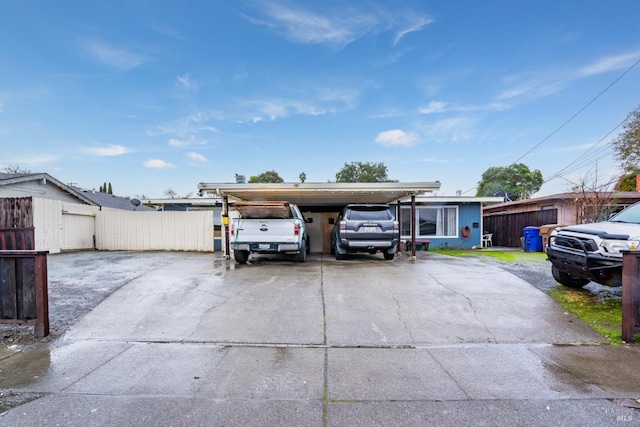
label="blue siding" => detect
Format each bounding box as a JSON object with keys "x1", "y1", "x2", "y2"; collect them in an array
[{"x1": 398, "y1": 202, "x2": 483, "y2": 249}]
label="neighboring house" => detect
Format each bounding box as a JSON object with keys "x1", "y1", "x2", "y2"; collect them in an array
[
  {"x1": 73, "y1": 187, "x2": 154, "y2": 211},
  {"x1": 0, "y1": 172, "x2": 97, "y2": 205},
  {"x1": 482, "y1": 191, "x2": 640, "y2": 247}
]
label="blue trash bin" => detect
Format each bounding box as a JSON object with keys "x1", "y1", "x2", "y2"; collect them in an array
[{"x1": 523, "y1": 226, "x2": 542, "y2": 252}]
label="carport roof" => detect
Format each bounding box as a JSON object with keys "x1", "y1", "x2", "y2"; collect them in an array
[{"x1": 197, "y1": 181, "x2": 441, "y2": 206}]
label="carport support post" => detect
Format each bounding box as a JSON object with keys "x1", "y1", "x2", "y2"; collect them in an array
[
  {"x1": 223, "y1": 196, "x2": 230, "y2": 259},
  {"x1": 410, "y1": 194, "x2": 416, "y2": 263},
  {"x1": 621, "y1": 251, "x2": 640, "y2": 343}
]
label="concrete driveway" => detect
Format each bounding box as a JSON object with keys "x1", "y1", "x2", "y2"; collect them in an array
[{"x1": 1, "y1": 251, "x2": 639, "y2": 426}]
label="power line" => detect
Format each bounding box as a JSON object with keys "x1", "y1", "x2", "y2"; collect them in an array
[
  {"x1": 462, "y1": 56, "x2": 640, "y2": 195},
  {"x1": 544, "y1": 105, "x2": 640, "y2": 184},
  {"x1": 512, "y1": 56, "x2": 640, "y2": 165}
]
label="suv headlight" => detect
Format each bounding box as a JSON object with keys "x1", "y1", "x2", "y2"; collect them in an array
[{"x1": 600, "y1": 239, "x2": 640, "y2": 254}]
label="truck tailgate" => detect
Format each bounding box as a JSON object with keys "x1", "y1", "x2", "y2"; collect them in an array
[{"x1": 232, "y1": 218, "x2": 298, "y2": 243}]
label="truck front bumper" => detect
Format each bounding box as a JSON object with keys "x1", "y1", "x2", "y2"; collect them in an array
[{"x1": 546, "y1": 245, "x2": 622, "y2": 286}]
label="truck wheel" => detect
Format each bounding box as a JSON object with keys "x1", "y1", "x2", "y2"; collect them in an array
[
  {"x1": 383, "y1": 250, "x2": 394, "y2": 260},
  {"x1": 551, "y1": 265, "x2": 589, "y2": 288},
  {"x1": 234, "y1": 250, "x2": 249, "y2": 264},
  {"x1": 294, "y1": 239, "x2": 307, "y2": 262},
  {"x1": 334, "y1": 241, "x2": 346, "y2": 260}
]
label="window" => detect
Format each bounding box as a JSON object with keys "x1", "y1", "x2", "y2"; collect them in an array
[{"x1": 400, "y1": 206, "x2": 458, "y2": 237}]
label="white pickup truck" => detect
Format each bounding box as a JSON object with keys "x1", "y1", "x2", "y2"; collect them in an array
[
  {"x1": 546, "y1": 201, "x2": 640, "y2": 287},
  {"x1": 229, "y1": 201, "x2": 311, "y2": 263}
]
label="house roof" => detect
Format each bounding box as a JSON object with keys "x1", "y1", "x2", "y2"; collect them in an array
[
  {"x1": 483, "y1": 191, "x2": 640, "y2": 212},
  {"x1": 72, "y1": 187, "x2": 154, "y2": 211},
  {"x1": 413, "y1": 196, "x2": 504, "y2": 204},
  {"x1": 197, "y1": 181, "x2": 442, "y2": 206},
  {"x1": 0, "y1": 172, "x2": 97, "y2": 205}
]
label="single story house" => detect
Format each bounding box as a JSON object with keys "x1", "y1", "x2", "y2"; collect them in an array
[{"x1": 197, "y1": 181, "x2": 503, "y2": 255}]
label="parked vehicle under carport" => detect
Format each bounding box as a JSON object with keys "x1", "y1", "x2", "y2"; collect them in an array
[{"x1": 330, "y1": 204, "x2": 400, "y2": 260}]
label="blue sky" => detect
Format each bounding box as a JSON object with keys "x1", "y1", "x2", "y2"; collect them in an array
[{"x1": 1, "y1": 1, "x2": 639, "y2": 199}]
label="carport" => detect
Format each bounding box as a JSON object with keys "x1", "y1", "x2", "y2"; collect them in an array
[{"x1": 197, "y1": 181, "x2": 441, "y2": 258}]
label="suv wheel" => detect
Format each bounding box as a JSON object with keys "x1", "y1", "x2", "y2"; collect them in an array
[
  {"x1": 551, "y1": 265, "x2": 589, "y2": 288},
  {"x1": 383, "y1": 249, "x2": 394, "y2": 260}
]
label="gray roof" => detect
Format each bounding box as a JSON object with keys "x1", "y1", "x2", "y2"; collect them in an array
[
  {"x1": 72, "y1": 188, "x2": 154, "y2": 211},
  {"x1": 0, "y1": 173, "x2": 153, "y2": 210}
]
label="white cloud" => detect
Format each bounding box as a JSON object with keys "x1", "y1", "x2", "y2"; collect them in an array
[
  {"x1": 414, "y1": 157, "x2": 449, "y2": 164},
  {"x1": 151, "y1": 111, "x2": 220, "y2": 137},
  {"x1": 8, "y1": 154, "x2": 58, "y2": 167},
  {"x1": 248, "y1": 3, "x2": 432, "y2": 48},
  {"x1": 581, "y1": 51, "x2": 640, "y2": 76},
  {"x1": 144, "y1": 159, "x2": 175, "y2": 169},
  {"x1": 85, "y1": 144, "x2": 129, "y2": 156},
  {"x1": 169, "y1": 138, "x2": 188, "y2": 147},
  {"x1": 176, "y1": 73, "x2": 198, "y2": 90},
  {"x1": 421, "y1": 116, "x2": 475, "y2": 143},
  {"x1": 187, "y1": 152, "x2": 207, "y2": 162},
  {"x1": 81, "y1": 39, "x2": 151, "y2": 71},
  {"x1": 375, "y1": 129, "x2": 419, "y2": 147},
  {"x1": 392, "y1": 15, "x2": 433, "y2": 45},
  {"x1": 418, "y1": 101, "x2": 449, "y2": 114}
]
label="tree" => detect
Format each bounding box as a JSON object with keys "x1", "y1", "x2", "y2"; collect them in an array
[
  {"x1": 164, "y1": 188, "x2": 178, "y2": 199},
  {"x1": 613, "y1": 107, "x2": 640, "y2": 172},
  {"x1": 335, "y1": 162, "x2": 396, "y2": 183},
  {"x1": 299, "y1": 172, "x2": 307, "y2": 183},
  {"x1": 2, "y1": 165, "x2": 32, "y2": 174},
  {"x1": 102, "y1": 182, "x2": 107, "y2": 193},
  {"x1": 107, "y1": 182, "x2": 113, "y2": 194},
  {"x1": 476, "y1": 163, "x2": 543, "y2": 200},
  {"x1": 568, "y1": 171, "x2": 618, "y2": 223},
  {"x1": 615, "y1": 168, "x2": 640, "y2": 191},
  {"x1": 248, "y1": 170, "x2": 284, "y2": 183}
]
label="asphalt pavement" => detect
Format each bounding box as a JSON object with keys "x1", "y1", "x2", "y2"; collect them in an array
[{"x1": 1, "y1": 251, "x2": 639, "y2": 426}]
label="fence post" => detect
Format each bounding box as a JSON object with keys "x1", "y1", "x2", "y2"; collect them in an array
[{"x1": 621, "y1": 251, "x2": 640, "y2": 343}]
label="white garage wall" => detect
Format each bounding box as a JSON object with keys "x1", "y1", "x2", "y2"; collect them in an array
[
  {"x1": 33, "y1": 198, "x2": 100, "y2": 253},
  {"x1": 32, "y1": 198, "x2": 214, "y2": 253}
]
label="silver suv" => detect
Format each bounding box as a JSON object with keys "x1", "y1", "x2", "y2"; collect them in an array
[{"x1": 330, "y1": 204, "x2": 399, "y2": 260}]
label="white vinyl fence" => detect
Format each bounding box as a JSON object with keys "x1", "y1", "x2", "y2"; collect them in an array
[{"x1": 33, "y1": 198, "x2": 214, "y2": 254}]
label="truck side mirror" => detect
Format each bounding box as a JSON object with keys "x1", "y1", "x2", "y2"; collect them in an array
[{"x1": 328, "y1": 218, "x2": 335, "y2": 225}]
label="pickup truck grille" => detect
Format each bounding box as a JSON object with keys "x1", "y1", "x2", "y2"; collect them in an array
[{"x1": 552, "y1": 235, "x2": 598, "y2": 252}]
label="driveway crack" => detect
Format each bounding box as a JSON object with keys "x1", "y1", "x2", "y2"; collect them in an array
[
  {"x1": 431, "y1": 276, "x2": 498, "y2": 343},
  {"x1": 390, "y1": 290, "x2": 415, "y2": 345}
]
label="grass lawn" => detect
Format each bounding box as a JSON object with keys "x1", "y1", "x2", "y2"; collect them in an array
[
  {"x1": 430, "y1": 248, "x2": 637, "y2": 345},
  {"x1": 429, "y1": 248, "x2": 547, "y2": 263}
]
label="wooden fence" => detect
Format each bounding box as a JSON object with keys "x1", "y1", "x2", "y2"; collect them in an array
[
  {"x1": 483, "y1": 209, "x2": 558, "y2": 247},
  {"x1": 0, "y1": 197, "x2": 33, "y2": 228},
  {"x1": 0, "y1": 227, "x2": 35, "y2": 250},
  {"x1": 0, "y1": 251, "x2": 49, "y2": 337}
]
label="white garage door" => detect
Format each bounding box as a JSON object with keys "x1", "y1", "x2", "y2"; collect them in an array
[{"x1": 61, "y1": 212, "x2": 95, "y2": 251}]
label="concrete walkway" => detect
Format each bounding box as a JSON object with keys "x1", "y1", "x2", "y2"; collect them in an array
[{"x1": 1, "y1": 252, "x2": 639, "y2": 426}]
